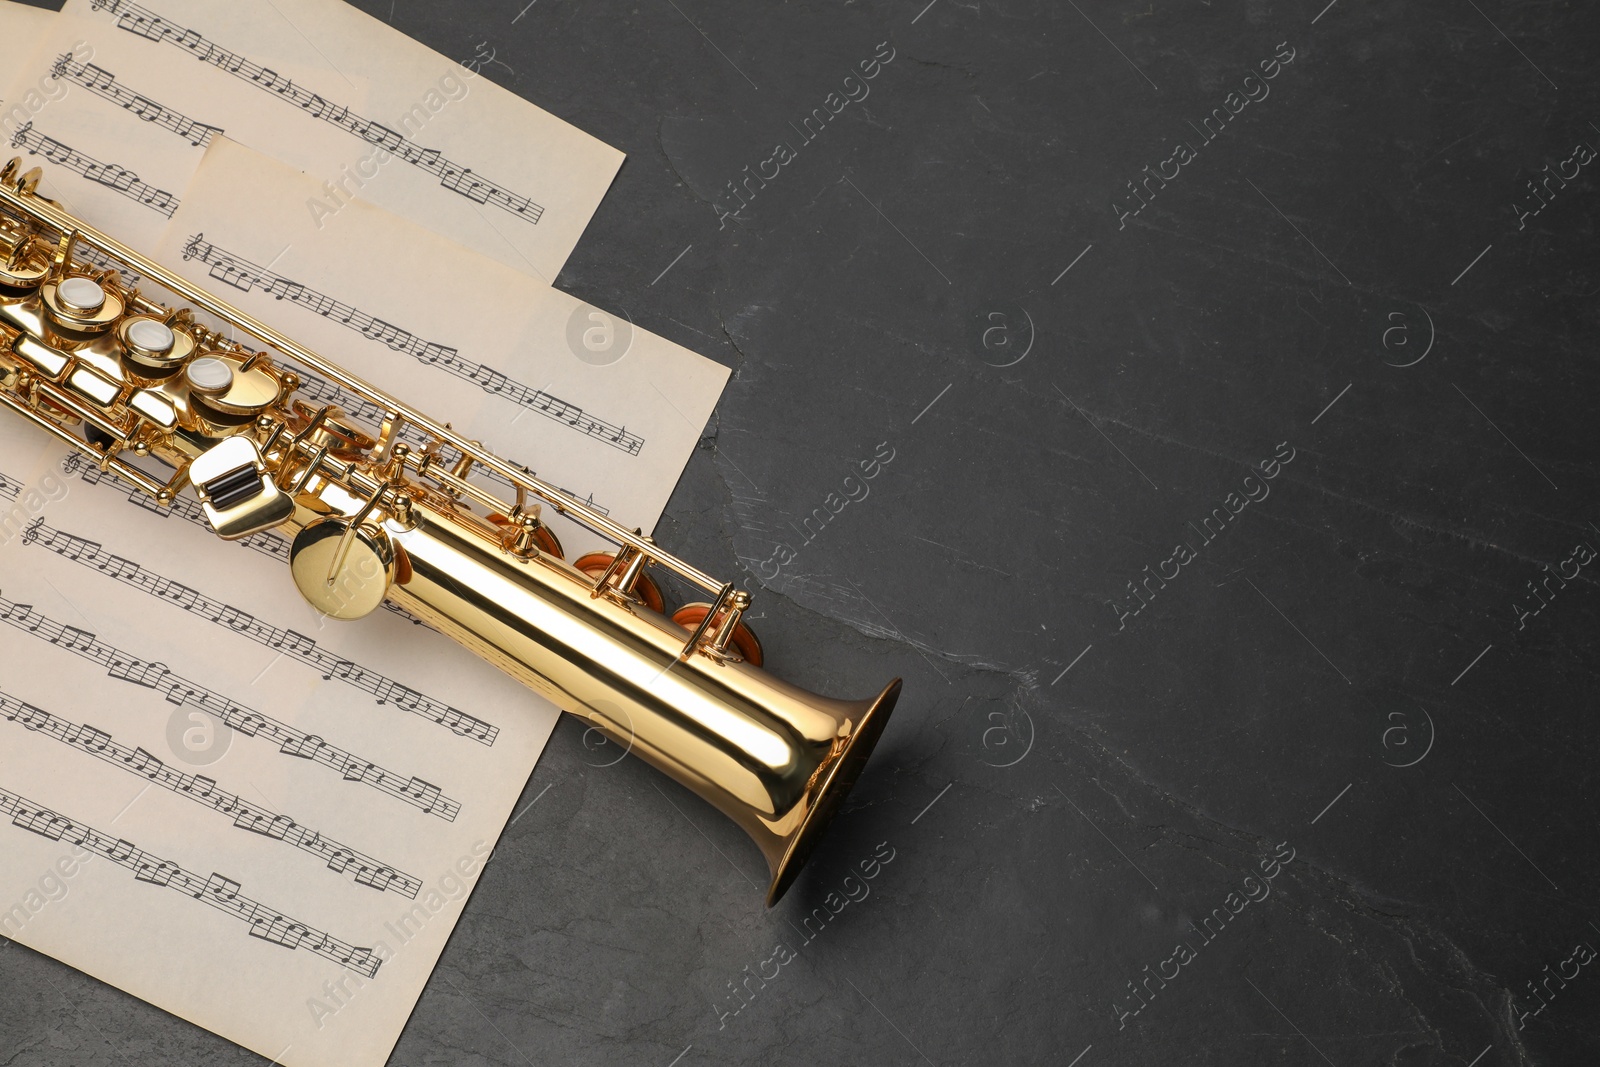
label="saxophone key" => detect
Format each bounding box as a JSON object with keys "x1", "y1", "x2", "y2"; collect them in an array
[
  {"x1": 41, "y1": 275, "x2": 123, "y2": 333},
  {"x1": 64, "y1": 362, "x2": 122, "y2": 407},
  {"x1": 289, "y1": 518, "x2": 395, "y2": 621},
  {"x1": 672, "y1": 597, "x2": 764, "y2": 667},
  {"x1": 118, "y1": 314, "x2": 196, "y2": 379},
  {"x1": 574, "y1": 550, "x2": 665, "y2": 613},
  {"x1": 187, "y1": 435, "x2": 294, "y2": 539},
  {"x1": 184, "y1": 353, "x2": 284, "y2": 425}
]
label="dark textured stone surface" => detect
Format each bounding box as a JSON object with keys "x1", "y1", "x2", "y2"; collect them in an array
[{"x1": 4, "y1": 0, "x2": 1599, "y2": 1064}]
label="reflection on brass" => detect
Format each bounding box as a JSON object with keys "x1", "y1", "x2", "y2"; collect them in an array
[
  {"x1": 0, "y1": 160, "x2": 902, "y2": 906},
  {"x1": 291, "y1": 518, "x2": 395, "y2": 620}
]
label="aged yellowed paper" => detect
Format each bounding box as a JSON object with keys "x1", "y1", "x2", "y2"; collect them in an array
[
  {"x1": 0, "y1": 1, "x2": 68, "y2": 172},
  {"x1": 0, "y1": 421, "x2": 560, "y2": 1067},
  {"x1": 0, "y1": 6, "x2": 334, "y2": 254},
  {"x1": 18, "y1": 0, "x2": 624, "y2": 281},
  {"x1": 0, "y1": 37, "x2": 719, "y2": 1067},
  {"x1": 0, "y1": 2, "x2": 53, "y2": 73},
  {"x1": 155, "y1": 136, "x2": 727, "y2": 554}
]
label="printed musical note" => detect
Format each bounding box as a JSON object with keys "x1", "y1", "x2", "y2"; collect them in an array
[
  {"x1": 128, "y1": 94, "x2": 162, "y2": 120},
  {"x1": 0, "y1": 592, "x2": 462, "y2": 821},
  {"x1": 74, "y1": 244, "x2": 148, "y2": 288},
  {"x1": 249, "y1": 914, "x2": 311, "y2": 950},
  {"x1": 339, "y1": 757, "x2": 375, "y2": 783},
  {"x1": 8, "y1": 122, "x2": 179, "y2": 217},
  {"x1": 21, "y1": 519, "x2": 497, "y2": 745},
  {"x1": 76, "y1": 725, "x2": 113, "y2": 752},
  {"x1": 359, "y1": 318, "x2": 413, "y2": 350},
  {"x1": 402, "y1": 777, "x2": 443, "y2": 815},
  {"x1": 85, "y1": 162, "x2": 138, "y2": 191},
  {"x1": 1, "y1": 691, "x2": 425, "y2": 893},
  {"x1": 271, "y1": 630, "x2": 317, "y2": 656},
  {"x1": 440, "y1": 166, "x2": 492, "y2": 205},
  {"x1": 279, "y1": 734, "x2": 328, "y2": 761},
  {"x1": 107, "y1": 655, "x2": 170, "y2": 688},
  {"x1": 98, "y1": 554, "x2": 140, "y2": 580},
  {"x1": 90, "y1": 0, "x2": 546, "y2": 224},
  {"x1": 124, "y1": 746, "x2": 164, "y2": 777},
  {"x1": 232, "y1": 809, "x2": 293, "y2": 840},
  {"x1": 133, "y1": 858, "x2": 179, "y2": 886},
  {"x1": 179, "y1": 236, "x2": 644, "y2": 455},
  {"x1": 11, "y1": 801, "x2": 73, "y2": 841},
  {"x1": 353, "y1": 866, "x2": 399, "y2": 893},
  {"x1": 0, "y1": 783, "x2": 384, "y2": 977},
  {"x1": 203, "y1": 873, "x2": 241, "y2": 902},
  {"x1": 53, "y1": 625, "x2": 101, "y2": 652}
]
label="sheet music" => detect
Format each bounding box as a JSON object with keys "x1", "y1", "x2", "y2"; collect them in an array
[
  {"x1": 0, "y1": 784, "x2": 389, "y2": 978},
  {"x1": 34, "y1": 0, "x2": 624, "y2": 282},
  {"x1": 21, "y1": 509, "x2": 497, "y2": 743},
  {"x1": 153, "y1": 137, "x2": 727, "y2": 555},
  {"x1": 52, "y1": 53, "x2": 224, "y2": 148},
  {"x1": 0, "y1": 591, "x2": 468, "y2": 823},
  {"x1": 0, "y1": 423, "x2": 559, "y2": 1067},
  {"x1": 0, "y1": 1, "x2": 66, "y2": 187},
  {"x1": 0, "y1": 10, "x2": 215, "y2": 252},
  {"x1": 9, "y1": 120, "x2": 182, "y2": 217},
  {"x1": 0, "y1": 694, "x2": 427, "y2": 900},
  {"x1": 179, "y1": 234, "x2": 645, "y2": 456},
  {"x1": 0, "y1": 8, "x2": 720, "y2": 1064},
  {"x1": 95, "y1": 0, "x2": 546, "y2": 226}
]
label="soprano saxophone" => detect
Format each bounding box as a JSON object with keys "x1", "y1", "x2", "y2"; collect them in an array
[{"x1": 0, "y1": 160, "x2": 900, "y2": 906}]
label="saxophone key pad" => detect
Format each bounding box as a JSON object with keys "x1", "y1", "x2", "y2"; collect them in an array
[
  {"x1": 185, "y1": 355, "x2": 235, "y2": 395},
  {"x1": 185, "y1": 354, "x2": 283, "y2": 424},
  {"x1": 127, "y1": 318, "x2": 174, "y2": 354},
  {"x1": 290, "y1": 518, "x2": 396, "y2": 621},
  {"x1": 119, "y1": 316, "x2": 195, "y2": 377},
  {"x1": 41, "y1": 275, "x2": 124, "y2": 332},
  {"x1": 57, "y1": 277, "x2": 105, "y2": 312}
]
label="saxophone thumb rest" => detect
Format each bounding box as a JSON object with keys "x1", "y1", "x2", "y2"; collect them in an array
[{"x1": 0, "y1": 159, "x2": 901, "y2": 907}]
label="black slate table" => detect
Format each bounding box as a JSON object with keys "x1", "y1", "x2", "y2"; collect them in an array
[{"x1": 4, "y1": 1, "x2": 1597, "y2": 1064}]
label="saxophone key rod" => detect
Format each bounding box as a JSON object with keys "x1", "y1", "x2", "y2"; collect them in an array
[{"x1": 0, "y1": 171, "x2": 726, "y2": 597}]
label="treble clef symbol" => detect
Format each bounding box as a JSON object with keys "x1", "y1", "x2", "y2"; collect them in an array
[
  {"x1": 182, "y1": 232, "x2": 203, "y2": 261},
  {"x1": 21, "y1": 517, "x2": 43, "y2": 545}
]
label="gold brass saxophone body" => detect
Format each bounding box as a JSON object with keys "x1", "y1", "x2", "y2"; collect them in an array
[{"x1": 0, "y1": 160, "x2": 900, "y2": 906}]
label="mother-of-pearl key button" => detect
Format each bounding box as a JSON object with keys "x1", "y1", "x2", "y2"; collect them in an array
[
  {"x1": 126, "y1": 318, "x2": 176, "y2": 355},
  {"x1": 185, "y1": 356, "x2": 235, "y2": 396},
  {"x1": 57, "y1": 277, "x2": 106, "y2": 312}
]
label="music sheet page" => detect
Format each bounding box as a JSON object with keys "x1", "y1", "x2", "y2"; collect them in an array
[
  {"x1": 0, "y1": 2, "x2": 68, "y2": 198},
  {"x1": 153, "y1": 135, "x2": 728, "y2": 554},
  {"x1": 0, "y1": 3, "x2": 53, "y2": 70},
  {"x1": 0, "y1": 3, "x2": 248, "y2": 253},
  {"x1": 0, "y1": 18, "x2": 723, "y2": 1067},
  {"x1": 17, "y1": 0, "x2": 625, "y2": 281},
  {"x1": 0, "y1": 420, "x2": 560, "y2": 1067}
]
